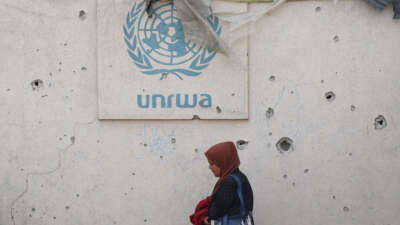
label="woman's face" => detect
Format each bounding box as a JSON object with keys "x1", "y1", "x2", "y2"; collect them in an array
[{"x1": 208, "y1": 158, "x2": 221, "y2": 177}]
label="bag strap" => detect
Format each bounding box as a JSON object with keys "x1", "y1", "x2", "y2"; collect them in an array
[
  {"x1": 221, "y1": 174, "x2": 251, "y2": 225},
  {"x1": 229, "y1": 174, "x2": 246, "y2": 218}
]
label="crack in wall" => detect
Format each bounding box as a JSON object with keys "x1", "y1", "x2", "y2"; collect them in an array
[{"x1": 9, "y1": 119, "x2": 96, "y2": 225}]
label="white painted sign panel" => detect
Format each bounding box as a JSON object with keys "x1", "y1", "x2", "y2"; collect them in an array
[{"x1": 97, "y1": 0, "x2": 248, "y2": 119}]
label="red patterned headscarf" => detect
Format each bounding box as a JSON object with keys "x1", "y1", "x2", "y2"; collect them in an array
[{"x1": 205, "y1": 141, "x2": 240, "y2": 198}]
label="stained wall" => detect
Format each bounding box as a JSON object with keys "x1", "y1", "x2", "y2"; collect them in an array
[{"x1": 1, "y1": 0, "x2": 400, "y2": 225}]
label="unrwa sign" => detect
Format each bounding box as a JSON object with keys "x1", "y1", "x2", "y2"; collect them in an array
[
  {"x1": 97, "y1": 0, "x2": 248, "y2": 119},
  {"x1": 137, "y1": 93, "x2": 212, "y2": 108}
]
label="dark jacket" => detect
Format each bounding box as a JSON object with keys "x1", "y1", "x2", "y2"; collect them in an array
[{"x1": 208, "y1": 168, "x2": 254, "y2": 220}]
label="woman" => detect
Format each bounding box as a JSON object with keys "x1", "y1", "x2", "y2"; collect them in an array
[{"x1": 204, "y1": 141, "x2": 254, "y2": 225}]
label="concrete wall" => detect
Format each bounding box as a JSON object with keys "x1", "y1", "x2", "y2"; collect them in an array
[{"x1": 1, "y1": 0, "x2": 400, "y2": 225}]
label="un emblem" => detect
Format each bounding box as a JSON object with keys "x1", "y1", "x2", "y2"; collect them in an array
[{"x1": 123, "y1": 1, "x2": 222, "y2": 80}]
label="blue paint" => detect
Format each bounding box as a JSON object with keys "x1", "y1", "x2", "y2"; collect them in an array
[
  {"x1": 176, "y1": 94, "x2": 197, "y2": 108},
  {"x1": 152, "y1": 94, "x2": 166, "y2": 108},
  {"x1": 137, "y1": 94, "x2": 150, "y2": 108},
  {"x1": 137, "y1": 93, "x2": 212, "y2": 108},
  {"x1": 199, "y1": 94, "x2": 212, "y2": 107},
  {"x1": 123, "y1": 1, "x2": 221, "y2": 79}
]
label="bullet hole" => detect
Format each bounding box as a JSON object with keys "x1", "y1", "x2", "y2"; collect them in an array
[
  {"x1": 124, "y1": 192, "x2": 127, "y2": 196},
  {"x1": 283, "y1": 174, "x2": 288, "y2": 179},
  {"x1": 79, "y1": 10, "x2": 86, "y2": 20},
  {"x1": 276, "y1": 137, "x2": 294, "y2": 153},
  {"x1": 374, "y1": 115, "x2": 387, "y2": 130},
  {"x1": 20, "y1": 168, "x2": 24, "y2": 171},
  {"x1": 65, "y1": 206, "x2": 70, "y2": 210},
  {"x1": 320, "y1": 80, "x2": 324, "y2": 83},
  {"x1": 130, "y1": 187, "x2": 134, "y2": 190},
  {"x1": 81, "y1": 66, "x2": 87, "y2": 71},
  {"x1": 143, "y1": 143, "x2": 147, "y2": 147},
  {"x1": 236, "y1": 140, "x2": 249, "y2": 150},
  {"x1": 41, "y1": 95, "x2": 48, "y2": 98},
  {"x1": 325, "y1": 91, "x2": 335, "y2": 102},
  {"x1": 332, "y1": 195, "x2": 336, "y2": 199},
  {"x1": 216, "y1": 106, "x2": 222, "y2": 113},
  {"x1": 231, "y1": 93, "x2": 235, "y2": 96},
  {"x1": 36, "y1": 49, "x2": 40, "y2": 52},
  {"x1": 268, "y1": 132, "x2": 272, "y2": 136},
  {"x1": 161, "y1": 72, "x2": 168, "y2": 79},
  {"x1": 171, "y1": 138, "x2": 176, "y2": 144},
  {"x1": 59, "y1": 62, "x2": 62, "y2": 65},
  {"x1": 269, "y1": 75, "x2": 276, "y2": 81},
  {"x1": 31, "y1": 79, "x2": 43, "y2": 91},
  {"x1": 333, "y1": 35, "x2": 340, "y2": 42},
  {"x1": 194, "y1": 148, "x2": 199, "y2": 153},
  {"x1": 76, "y1": 194, "x2": 80, "y2": 198},
  {"x1": 192, "y1": 115, "x2": 200, "y2": 120},
  {"x1": 31, "y1": 208, "x2": 36, "y2": 212},
  {"x1": 315, "y1": 6, "x2": 321, "y2": 12},
  {"x1": 304, "y1": 169, "x2": 309, "y2": 173},
  {"x1": 266, "y1": 108, "x2": 274, "y2": 119},
  {"x1": 160, "y1": 155, "x2": 163, "y2": 159},
  {"x1": 132, "y1": 172, "x2": 136, "y2": 175},
  {"x1": 58, "y1": 68, "x2": 62, "y2": 72},
  {"x1": 70, "y1": 136, "x2": 75, "y2": 144},
  {"x1": 144, "y1": 219, "x2": 148, "y2": 222},
  {"x1": 6, "y1": 88, "x2": 10, "y2": 91},
  {"x1": 292, "y1": 182, "x2": 296, "y2": 187},
  {"x1": 29, "y1": 214, "x2": 32, "y2": 217},
  {"x1": 343, "y1": 206, "x2": 350, "y2": 212},
  {"x1": 53, "y1": 216, "x2": 57, "y2": 220},
  {"x1": 64, "y1": 42, "x2": 68, "y2": 46},
  {"x1": 350, "y1": 105, "x2": 356, "y2": 111}
]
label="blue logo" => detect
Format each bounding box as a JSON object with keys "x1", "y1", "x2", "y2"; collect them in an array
[{"x1": 123, "y1": 1, "x2": 222, "y2": 80}]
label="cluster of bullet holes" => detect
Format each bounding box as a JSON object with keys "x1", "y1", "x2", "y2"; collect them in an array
[
  {"x1": 325, "y1": 91, "x2": 335, "y2": 102},
  {"x1": 276, "y1": 137, "x2": 294, "y2": 153},
  {"x1": 374, "y1": 115, "x2": 387, "y2": 130},
  {"x1": 236, "y1": 140, "x2": 249, "y2": 150},
  {"x1": 31, "y1": 79, "x2": 43, "y2": 91},
  {"x1": 79, "y1": 10, "x2": 86, "y2": 20},
  {"x1": 266, "y1": 107, "x2": 274, "y2": 119}
]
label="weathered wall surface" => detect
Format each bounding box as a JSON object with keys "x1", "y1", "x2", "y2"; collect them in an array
[{"x1": 1, "y1": 0, "x2": 400, "y2": 225}]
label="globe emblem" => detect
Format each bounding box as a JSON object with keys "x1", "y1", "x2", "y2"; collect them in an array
[
  {"x1": 123, "y1": 1, "x2": 222, "y2": 79},
  {"x1": 137, "y1": 3, "x2": 202, "y2": 65}
]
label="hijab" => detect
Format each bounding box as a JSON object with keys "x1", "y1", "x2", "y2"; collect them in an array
[{"x1": 205, "y1": 141, "x2": 240, "y2": 198}]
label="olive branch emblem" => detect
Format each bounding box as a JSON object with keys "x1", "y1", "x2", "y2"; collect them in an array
[{"x1": 123, "y1": 1, "x2": 222, "y2": 80}]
